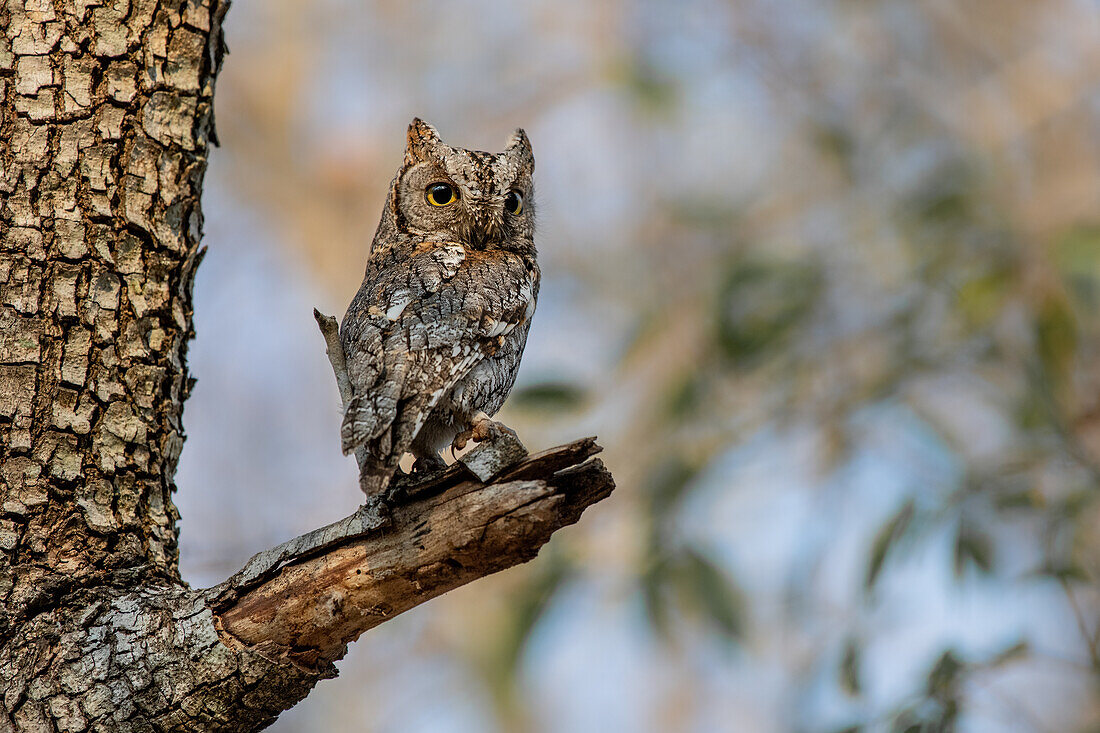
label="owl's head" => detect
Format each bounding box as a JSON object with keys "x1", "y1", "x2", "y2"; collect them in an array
[{"x1": 384, "y1": 118, "x2": 535, "y2": 254}]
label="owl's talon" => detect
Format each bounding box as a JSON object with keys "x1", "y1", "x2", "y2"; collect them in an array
[
  {"x1": 412, "y1": 453, "x2": 447, "y2": 474},
  {"x1": 452, "y1": 414, "x2": 516, "y2": 452},
  {"x1": 451, "y1": 427, "x2": 480, "y2": 452}
]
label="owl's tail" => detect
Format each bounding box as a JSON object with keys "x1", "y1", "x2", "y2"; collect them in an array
[
  {"x1": 341, "y1": 394, "x2": 399, "y2": 497},
  {"x1": 342, "y1": 394, "x2": 379, "y2": 456}
]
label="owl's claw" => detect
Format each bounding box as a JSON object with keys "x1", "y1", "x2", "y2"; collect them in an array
[
  {"x1": 455, "y1": 414, "x2": 528, "y2": 482},
  {"x1": 412, "y1": 452, "x2": 448, "y2": 474},
  {"x1": 452, "y1": 413, "x2": 517, "y2": 452}
]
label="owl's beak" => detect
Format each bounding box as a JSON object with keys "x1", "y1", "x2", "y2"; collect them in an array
[{"x1": 465, "y1": 208, "x2": 505, "y2": 249}]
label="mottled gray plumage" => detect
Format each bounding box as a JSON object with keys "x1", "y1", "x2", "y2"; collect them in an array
[{"x1": 340, "y1": 119, "x2": 539, "y2": 496}]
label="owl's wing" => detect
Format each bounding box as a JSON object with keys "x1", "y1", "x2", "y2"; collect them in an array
[
  {"x1": 339, "y1": 336, "x2": 485, "y2": 459},
  {"x1": 339, "y1": 243, "x2": 535, "y2": 462}
]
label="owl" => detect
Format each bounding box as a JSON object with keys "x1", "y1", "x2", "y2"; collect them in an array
[{"x1": 339, "y1": 118, "x2": 539, "y2": 496}]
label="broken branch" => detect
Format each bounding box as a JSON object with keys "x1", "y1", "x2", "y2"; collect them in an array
[{"x1": 209, "y1": 438, "x2": 613, "y2": 670}]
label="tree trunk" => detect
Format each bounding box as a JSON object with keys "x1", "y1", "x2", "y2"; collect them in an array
[{"x1": 0, "y1": 2, "x2": 614, "y2": 731}]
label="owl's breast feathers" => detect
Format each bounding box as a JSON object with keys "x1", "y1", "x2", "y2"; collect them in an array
[{"x1": 339, "y1": 240, "x2": 539, "y2": 458}]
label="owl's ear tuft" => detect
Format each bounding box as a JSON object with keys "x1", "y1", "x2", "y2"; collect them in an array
[
  {"x1": 405, "y1": 118, "x2": 444, "y2": 165},
  {"x1": 505, "y1": 128, "x2": 534, "y2": 170},
  {"x1": 506, "y1": 128, "x2": 531, "y2": 153}
]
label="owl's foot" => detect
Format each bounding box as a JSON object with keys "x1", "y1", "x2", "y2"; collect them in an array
[
  {"x1": 454, "y1": 413, "x2": 528, "y2": 482},
  {"x1": 452, "y1": 412, "x2": 518, "y2": 452},
  {"x1": 412, "y1": 452, "x2": 448, "y2": 474}
]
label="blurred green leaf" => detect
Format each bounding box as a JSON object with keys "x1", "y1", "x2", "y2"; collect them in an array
[
  {"x1": 988, "y1": 640, "x2": 1029, "y2": 667},
  {"x1": 956, "y1": 269, "x2": 1011, "y2": 328},
  {"x1": 840, "y1": 637, "x2": 863, "y2": 696},
  {"x1": 952, "y1": 522, "x2": 994, "y2": 578},
  {"x1": 926, "y1": 649, "x2": 963, "y2": 698},
  {"x1": 1057, "y1": 490, "x2": 1095, "y2": 518},
  {"x1": 644, "y1": 457, "x2": 700, "y2": 519},
  {"x1": 619, "y1": 56, "x2": 678, "y2": 114},
  {"x1": 866, "y1": 500, "x2": 915, "y2": 590},
  {"x1": 916, "y1": 189, "x2": 970, "y2": 226},
  {"x1": 1056, "y1": 225, "x2": 1100, "y2": 309},
  {"x1": 640, "y1": 460, "x2": 705, "y2": 641},
  {"x1": 640, "y1": 554, "x2": 672, "y2": 638},
  {"x1": 889, "y1": 711, "x2": 923, "y2": 733},
  {"x1": 905, "y1": 162, "x2": 974, "y2": 230},
  {"x1": 509, "y1": 381, "x2": 587, "y2": 413},
  {"x1": 812, "y1": 121, "x2": 856, "y2": 179},
  {"x1": 641, "y1": 547, "x2": 746, "y2": 644},
  {"x1": 676, "y1": 547, "x2": 745, "y2": 642},
  {"x1": 993, "y1": 489, "x2": 1042, "y2": 511},
  {"x1": 496, "y1": 552, "x2": 572, "y2": 688},
  {"x1": 893, "y1": 695, "x2": 963, "y2": 726},
  {"x1": 1038, "y1": 562, "x2": 1089, "y2": 583},
  {"x1": 666, "y1": 198, "x2": 745, "y2": 230},
  {"x1": 1035, "y1": 295, "x2": 1078, "y2": 381},
  {"x1": 1014, "y1": 389, "x2": 1049, "y2": 430},
  {"x1": 716, "y1": 259, "x2": 822, "y2": 365},
  {"x1": 664, "y1": 372, "x2": 706, "y2": 421}
]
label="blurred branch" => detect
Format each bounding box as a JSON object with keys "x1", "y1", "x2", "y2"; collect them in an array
[
  {"x1": 208, "y1": 438, "x2": 614, "y2": 670},
  {"x1": 1058, "y1": 576, "x2": 1100, "y2": 670}
]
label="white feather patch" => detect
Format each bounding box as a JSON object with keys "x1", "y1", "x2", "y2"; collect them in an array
[
  {"x1": 519, "y1": 278, "x2": 536, "y2": 319},
  {"x1": 386, "y1": 295, "x2": 411, "y2": 321},
  {"x1": 432, "y1": 243, "x2": 466, "y2": 279}
]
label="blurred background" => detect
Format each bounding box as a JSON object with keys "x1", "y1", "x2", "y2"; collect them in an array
[{"x1": 175, "y1": 1, "x2": 1100, "y2": 730}]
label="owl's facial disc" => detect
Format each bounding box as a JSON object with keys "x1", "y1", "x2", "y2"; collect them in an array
[
  {"x1": 398, "y1": 163, "x2": 516, "y2": 248},
  {"x1": 393, "y1": 120, "x2": 534, "y2": 253}
]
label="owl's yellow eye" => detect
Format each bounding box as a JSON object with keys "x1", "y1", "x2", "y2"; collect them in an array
[
  {"x1": 426, "y1": 182, "x2": 458, "y2": 207},
  {"x1": 504, "y1": 189, "x2": 524, "y2": 215}
]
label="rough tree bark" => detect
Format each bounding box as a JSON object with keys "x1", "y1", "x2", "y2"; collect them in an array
[{"x1": 0, "y1": 2, "x2": 615, "y2": 731}]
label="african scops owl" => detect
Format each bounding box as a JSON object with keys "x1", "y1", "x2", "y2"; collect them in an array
[{"x1": 339, "y1": 119, "x2": 539, "y2": 496}]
